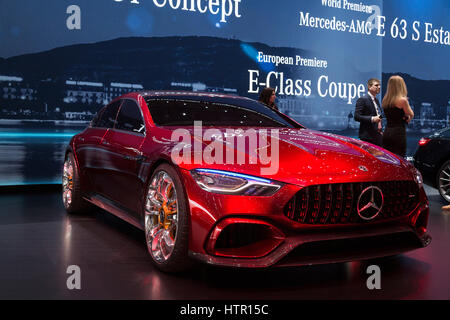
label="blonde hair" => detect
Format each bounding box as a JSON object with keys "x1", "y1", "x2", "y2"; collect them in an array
[{"x1": 382, "y1": 75, "x2": 408, "y2": 109}]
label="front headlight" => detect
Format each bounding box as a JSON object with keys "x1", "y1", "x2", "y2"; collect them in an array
[
  {"x1": 413, "y1": 167, "x2": 423, "y2": 188},
  {"x1": 190, "y1": 169, "x2": 283, "y2": 196}
]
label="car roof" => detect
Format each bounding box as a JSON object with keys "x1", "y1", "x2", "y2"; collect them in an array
[{"x1": 139, "y1": 90, "x2": 254, "y2": 103}]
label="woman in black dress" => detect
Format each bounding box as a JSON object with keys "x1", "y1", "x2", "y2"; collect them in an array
[
  {"x1": 381, "y1": 75, "x2": 414, "y2": 157},
  {"x1": 259, "y1": 87, "x2": 278, "y2": 111}
]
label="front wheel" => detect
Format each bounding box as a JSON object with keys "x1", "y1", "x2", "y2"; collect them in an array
[
  {"x1": 144, "y1": 164, "x2": 192, "y2": 272},
  {"x1": 437, "y1": 160, "x2": 450, "y2": 203}
]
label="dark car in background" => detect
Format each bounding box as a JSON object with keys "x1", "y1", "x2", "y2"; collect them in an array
[{"x1": 414, "y1": 127, "x2": 450, "y2": 203}]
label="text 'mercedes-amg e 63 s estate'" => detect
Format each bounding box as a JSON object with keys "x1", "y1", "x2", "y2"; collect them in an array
[{"x1": 63, "y1": 91, "x2": 431, "y2": 272}]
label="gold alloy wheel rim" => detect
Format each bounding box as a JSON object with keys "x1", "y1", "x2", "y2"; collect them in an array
[
  {"x1": 145, "y1": 171, "x2": 179, "y2": 263},
  {"x1": 62, "y1": 158, "x2": 74, "y2": 208},
  {"x1": 439, "y1": 163, "x2": 450, "y2": 202}
]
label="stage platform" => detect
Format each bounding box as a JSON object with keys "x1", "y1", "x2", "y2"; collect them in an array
[{"x1": 0, "y1": 184, "x2": 449, "y2": 299}]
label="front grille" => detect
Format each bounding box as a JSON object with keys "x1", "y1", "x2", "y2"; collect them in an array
[{"x1": 284, "y1": 181, "x2": 420, "y2": 225}]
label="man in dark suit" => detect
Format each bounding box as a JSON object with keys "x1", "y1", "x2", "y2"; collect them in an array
[{"x1": 354, "y1": 78, "x2": 383, "y2": 146}]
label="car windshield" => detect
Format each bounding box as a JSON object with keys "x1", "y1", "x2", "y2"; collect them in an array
[{"x1": 144, "y1": 97, "x2": 302, "y2": 128}]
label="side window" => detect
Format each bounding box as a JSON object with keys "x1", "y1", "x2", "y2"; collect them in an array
[
  {"x1": 115, "y1": 99, "x2": 145, "y2": 134},
  {"x1": 90, "y1": 107, "x2": 105, "y2": 127},
  {"x1": 97, "y1": 100, "x2": 121, "y2": 128}
]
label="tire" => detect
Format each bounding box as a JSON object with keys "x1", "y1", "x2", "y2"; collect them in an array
[
  {"x1": 437, "y1": 160, "x2": 450, "y2": 203},
  {"x1": 62, "y1": 152, "x2": 92, "y2": 213},
  {"x1": 144, "y1": 163, "x2": 192, "y2": 272}
]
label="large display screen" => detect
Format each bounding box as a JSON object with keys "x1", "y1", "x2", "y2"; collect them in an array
[{"x1": 0, "y1": 0, "x2": 448, "y2": 185}]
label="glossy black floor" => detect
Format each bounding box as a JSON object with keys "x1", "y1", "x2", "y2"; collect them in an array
[{"x1": 1, "y1": 185, "x2": 449, "y2": 300}]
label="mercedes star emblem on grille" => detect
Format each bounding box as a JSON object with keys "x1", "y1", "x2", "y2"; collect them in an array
[{"x1": 357, "y1": 186, "x2": 384, "y2": 221}]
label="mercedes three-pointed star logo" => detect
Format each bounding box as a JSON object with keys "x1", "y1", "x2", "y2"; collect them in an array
[{"x1": 357, "y1": 186, "x2": 384, "y2": 221}]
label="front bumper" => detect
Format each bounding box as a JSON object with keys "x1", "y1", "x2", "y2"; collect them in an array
[
  {"x1": 180, "y1": 168, "x2": 431, "y2": 268},
  {"x1": 190, "y1": 222, "x2": 431, "y2": 268}
]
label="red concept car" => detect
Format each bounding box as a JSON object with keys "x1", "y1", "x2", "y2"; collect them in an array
[{"x1": 63, "y1": 91, "x2": 431, "y2": 272}]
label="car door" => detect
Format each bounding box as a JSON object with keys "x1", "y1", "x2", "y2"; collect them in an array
[
  {"x1": 99, "y1": 98, "x2": 146, "y2": 216},
  {"x1": 435, "y1": 129, "x2": 450, "y2": 167},
  {"x1": 78, "y1": 100, "x2": 122, "y2": 196}
]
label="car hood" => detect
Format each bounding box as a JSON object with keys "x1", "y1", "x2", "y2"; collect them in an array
[{"x1": 150, "y1": 126, "x2": 415, "y2": 187}]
